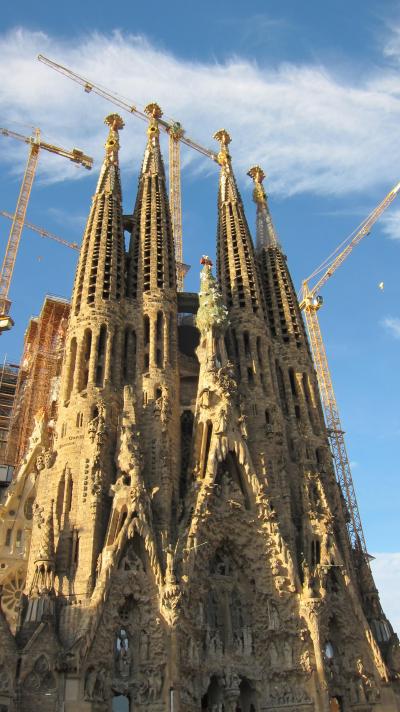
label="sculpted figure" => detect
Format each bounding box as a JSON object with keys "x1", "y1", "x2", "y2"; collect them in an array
[
  {"x1": 216, "y1": 407, "x2": 227, "y2": 435},
  {"x1": 300, "y1": 648, "x2": 313, "y2": 675},
  {"x1": 268, "y1": 600, "x2": 280, "y2": 630},
  {"x1": 148, "y1": 668, "x2": 163, "y2": 700},
  {"x1": 269, "y1": 641, "x2": 279, "y2": 668},
  {"x1": 115, "y1": 629, "x2": 131, "y2": 679},
  {"x1": 238, "y1": 412, "x2": 248, "y2": 438},
  {"x1": 165, "y1": 546, "x2": 176, "y2": 585},
  {"x1": 283, "y1": 639, "x2": 293, "y2": 668},
  {"x1": 84, "y1": 667, "x2": 97, "y2": 700},
  {"x1": 140, "y1": 629, "x2": 150, "y2": 661}
]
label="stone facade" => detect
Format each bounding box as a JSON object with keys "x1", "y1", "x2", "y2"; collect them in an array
[{"x1": 0, "y1": 109, "x2": 399, "y2": 712}]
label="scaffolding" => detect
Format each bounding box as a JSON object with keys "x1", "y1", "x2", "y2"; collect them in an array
[
  {"x1": 0, "y1": 361, "x2": 19, "y2": 485},
  {"x1": 6, "y1": 295, "x2": 70, "y2": 467}
]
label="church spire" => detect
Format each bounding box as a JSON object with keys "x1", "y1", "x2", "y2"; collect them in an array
[
  {"x1": 248, "y1": 165, "x2": 280, "y2": 250},
  {"x1": 251, "y1": 164, "x2": 307, "y2": 348},
  {"x1": 127, "y1": 102, "x2": 176, "y2": 298},
  {"x1": 214, "y1": 130, "x2": 264, "y2": 316},
  {"x1": 71, "y1": 113, "x2": 126, "y2": 315}
]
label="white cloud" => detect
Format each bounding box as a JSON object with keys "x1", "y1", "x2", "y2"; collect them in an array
[
  {"x1": 381, "y1": 208, "x2": 400, "y2": 240},
  {"x1": 382, "y1": 316, "x2": 400, "y2": 339},
  {"x1": 371, "y1": 553, "x2": 400, "y2": 635},
  {"x1": 0, "y1": 27, "x2": 400, "y2": 197}
]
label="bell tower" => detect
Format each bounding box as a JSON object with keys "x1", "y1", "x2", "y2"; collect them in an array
[{"x1": 25, "y1": 114, "x2": 127, "y2": 600}]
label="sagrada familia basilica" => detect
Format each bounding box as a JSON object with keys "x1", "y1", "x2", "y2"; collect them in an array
[{"x1": 0, "y1": 107, "x2": 399, "y2": 712}]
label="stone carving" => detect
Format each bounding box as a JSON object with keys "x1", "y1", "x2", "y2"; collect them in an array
[
  {"x1": 138, "y1": 667, "x2": 164, "y2": 702},
  {"x1": 205, "y1": 626, "x2": 224, "y2": 656},
  {"x1": 44, "y1": 449, "x2": 55, "y2": 469},
  {"x1": 267, "y1": 600, "x2": 280, "y2": 630},
  {"x1": 0, "y1": 665, "x2": 10, "y2": 692},
  {"x1": 115, "y1": 628, "x2": 131, "y2": 679},
  {"x1": 154, "y1": 386, "x2": 171, "y2": 430},
  {"x1": 84, "y1": 665, "x2": 110, "y2": 701},
  {"x1": 3, "y1": 120, "x2": 399, "y2": 712},
  {"x1": 283, "y1": 638, "x2": 293, "y2": 668},
  {"x1": 350, "y1": 658, "x2": 379, "y2": 704},
  {"x1": 88, "y1": 401, "x2": 106, "y2": 444},
  {"x1": 266, "y1": 683, "x2": 311, "y2": 707},
  {"x1": 269, "y1": 641, "x2": 280, "y2": 668},
  {"x1": 300, "y1": 648, "x2": 315, "y2": 676}
]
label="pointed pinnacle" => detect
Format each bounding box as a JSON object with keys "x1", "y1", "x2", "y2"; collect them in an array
[
  {"x1": 144, "y1": 103, "x2": 163, "y2": 120},
  {"x1": 104, "y1": 113, "x2": 125, "y2": 131},
  {"x1": 145, "y1": 103, "x2": 163, "y2": 140},
  {"x1": 248, "y1": 165, "x2": 267, "y2": 205},
  {"x1": 104, "y1": 113, "x2": 124, "y2": 159},
  {"x1": 213, "y1": 129, "x2": 231, "y2": 166}
]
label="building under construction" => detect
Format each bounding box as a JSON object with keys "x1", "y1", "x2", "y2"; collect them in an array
[
  {"x1": 6, "y1": 295, "x2": 69, "y2": 468},
  {"x1": 0, "y1": 360, "x2": 19, "y2": 484},
  {"x1": 0, "y1": 107, "x2": 397, "y2": 712}
]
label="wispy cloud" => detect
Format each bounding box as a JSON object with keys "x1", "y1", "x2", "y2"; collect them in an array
[
  {"x1": 381, "y1": 316, "x2": 400, "y2": 339},
  {"x1": 371, "y1": 552, "x2": 400, "y2": 635},
  {"x1": 381, "y1": 208, "x2": 400, "y2": 240},
  {"x1": 0, "y1": 27, "x2": 400, "y2": 197}
]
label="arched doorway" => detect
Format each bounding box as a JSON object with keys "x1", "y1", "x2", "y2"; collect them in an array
[
  {"x1": 202, "y1": 675, "x2": 224, "y2": 709},
  {"x1": 237, "y1": 678, "x2": 257, "y2": 711}
]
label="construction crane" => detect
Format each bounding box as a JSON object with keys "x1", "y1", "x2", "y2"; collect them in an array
[
  {"x1": 0, "y1": 210, "x2": 79, "y2": 252},
  {"x1": 0, "y1": 126, "x2": 92, "y2": 332},
  {"x1": 299, "y1": 179, "x2": 400, "y2": 559},
  {"x1": 38, "y1": 54, "x2": 218, "y2": 291}
]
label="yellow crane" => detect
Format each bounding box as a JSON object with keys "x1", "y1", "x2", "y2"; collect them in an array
[
  {"x1": 38, "y1": 54, "x2": 218, "y2": 291},
  {"x1": 299, "y1": 179, "x2": 400, "y2": 558},
  {"x1": 0, "y1": 210, "x2": 79, "y2": 252},
  {"x1": 0, "y1": 126, "x2": 92, "y2": 331}
]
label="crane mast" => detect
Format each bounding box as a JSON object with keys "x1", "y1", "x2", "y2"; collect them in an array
[
  {"x1": 38, "y1": 54, "x2": 218, "y2": 291},
  {"x1": 302, "y1": 284, "x2": 368, "y2": 554},
  {"x1": 300, "y1": 179, "x2": 400, "y2": 559},
  {"x1": 0, "y1": 126, "x2": 92, "y2": 331},
  {"x1": 0, "y1": 131, "x2": 40, "y2": 328}
]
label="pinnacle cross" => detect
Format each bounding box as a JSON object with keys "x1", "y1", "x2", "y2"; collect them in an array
[
  {"x1": 104, "y1": 113, "x2": 124, "y2": 161},
  {"x1": 213, "y1": 129, "x2": 231, "y2": 167}
]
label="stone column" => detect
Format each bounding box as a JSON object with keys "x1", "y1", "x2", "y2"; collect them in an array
[{"x1": 302, "y1": 600, "x2": 330, "y2": 712}]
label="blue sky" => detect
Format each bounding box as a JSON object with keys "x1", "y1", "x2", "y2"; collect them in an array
[{"x1": 0, "y1": 0, "x2": 399, "y2": 628}]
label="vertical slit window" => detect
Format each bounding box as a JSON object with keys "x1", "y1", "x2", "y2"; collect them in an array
[
  {"x1": 201, "y1": 421, "x2": 213, "y2": 477},
  {"x1": 289, "y1": 368, "x2": 297, "y2": 397},
  {"x1": 96, "y1": 325, "x2": 107, "y2": 387},
  {"x1": 111, "y1": 330, "x2": 118, "y2": 386},
  {"x1": 243, "y1": 331, "x2": 251, "y2": 358},
  {"x1": 276, "y1": 361, "x2": 289, "y2": 415},
  {"x1": 79, "y1": 330, "x2": 92, "y2": 391},
  {"x1": 156, "y1": 312, "x2": 163, "y2": 367},
  {"x1": 66, "y1": 337, "x2": 77, "y2": 401}
]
